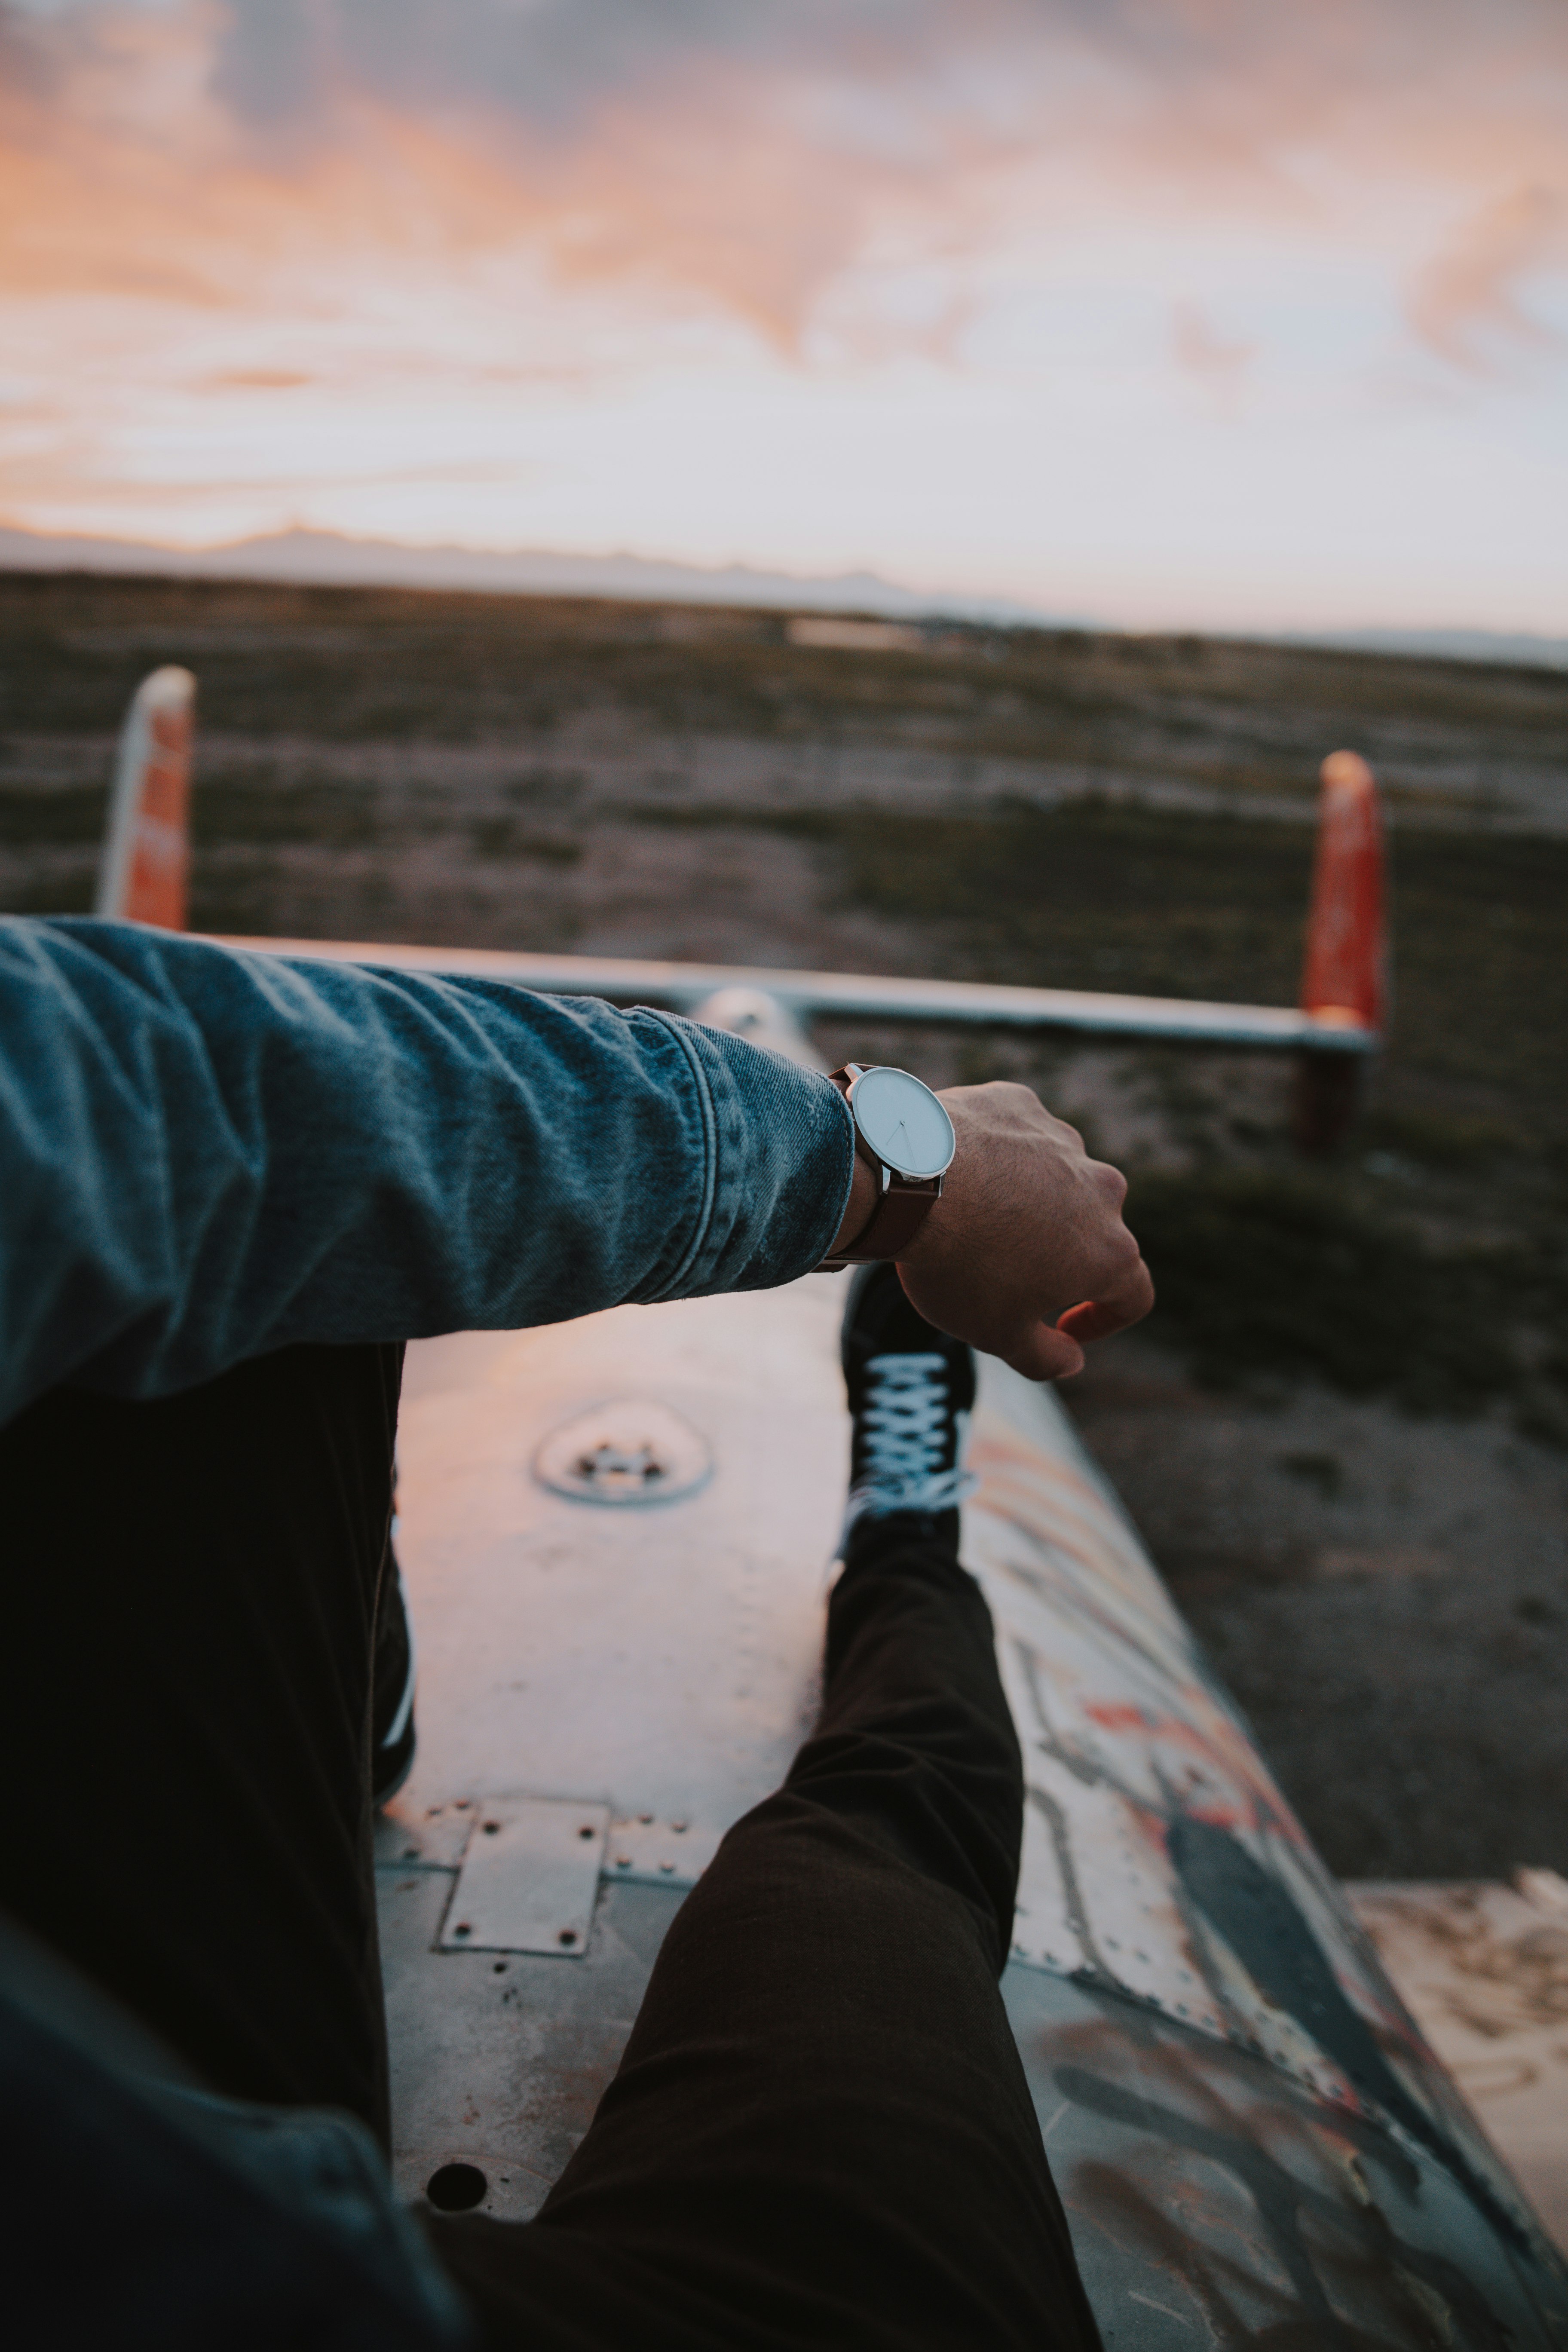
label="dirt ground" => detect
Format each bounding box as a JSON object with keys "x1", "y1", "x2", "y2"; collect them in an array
[{"x1": 3, "y1": 569, "x2": 1565, "y2": 1883}]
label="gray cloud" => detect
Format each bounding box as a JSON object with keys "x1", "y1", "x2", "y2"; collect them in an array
[
  {"x1": 197, "y1": 0, "x2": 1568, "y2": 141},
  {"x1": 14, "y1": 0, "x2": 1568, "y2": 146},
  {"x1": 208, "y1": 0, "x2": 894, "y2": 132}
]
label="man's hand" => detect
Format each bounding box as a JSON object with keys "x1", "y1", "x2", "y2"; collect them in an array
[{"x1": 833, "y1": 1081, "x2": 1153, "y2": 1381}]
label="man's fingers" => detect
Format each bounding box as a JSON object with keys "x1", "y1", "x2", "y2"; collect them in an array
[
  {"x1": 1057, "y1": 1298, "x2": 1111, "y2": 1344},
  {"x1": 1091, "y1": 1156, "x2": 1129, "y2": 1210},
  {"x1": 1108, "y1": 1251, "x2": 1156, "y2": 1325},
  {"x1": 1002, "y1": 1322, "x2": 1086, "y2": 1382},
  {"x1": 1055, "y1": 1281, "x2": 1152, "y2": 1347},
  {"x1": 1058, "y1": 1253, "x2": 1155, "y2": 1344},
  {"x1": 1057, "y1": 1257, "x2": 1155, "y2": 1346}
]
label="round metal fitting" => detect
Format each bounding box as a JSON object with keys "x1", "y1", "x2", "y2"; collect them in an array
[{"x1": 533, "y1": 1400, "x2": 712, "y2": 1507}]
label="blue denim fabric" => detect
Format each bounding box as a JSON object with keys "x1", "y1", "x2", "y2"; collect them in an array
[
  {"x1": 0, "y1": 918, "x2": 854, "y2": 1429},
  {"x1": 0, "y1": 1905, "x2": 473, "y2": 2349}
]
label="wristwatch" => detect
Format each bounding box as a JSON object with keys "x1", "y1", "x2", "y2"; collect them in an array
[{"x1": 817, "y1": 1063, "x2": 956, "y2": 1270}]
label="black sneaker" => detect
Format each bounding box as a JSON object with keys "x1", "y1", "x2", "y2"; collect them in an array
[
  {"x1": 372, "y1": 1544, "x2": 417, "y2": 1809},
  {"x1": 840, "y1": 1262, "x2": 977, "y2": 1545}
]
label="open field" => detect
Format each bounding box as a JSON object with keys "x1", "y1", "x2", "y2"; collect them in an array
[{"x1": 3, "y1": 567, "x2": 1566, "y2": 1879}]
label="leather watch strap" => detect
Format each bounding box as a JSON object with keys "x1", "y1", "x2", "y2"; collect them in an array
[
  {"x1": 818, "y1": 1066, "x2": 944, "y2": 1269},
  {"x1": 822, "y1": 1178, "x2": 940, "y2": 1268}
]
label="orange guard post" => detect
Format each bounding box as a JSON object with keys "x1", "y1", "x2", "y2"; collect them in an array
[
  {"x1": 1293, "y1": 749, "x2": 1387, "y2": 1152},
  {"x1": 95, "y1": 667, "x2": 196, "y2": 931}
]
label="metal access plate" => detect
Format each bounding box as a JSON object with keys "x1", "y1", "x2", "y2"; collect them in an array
[{"x1": 439, "y1": 1796, "x2": 609, "y2": 1955}]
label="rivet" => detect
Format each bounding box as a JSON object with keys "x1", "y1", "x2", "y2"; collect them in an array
[
  {"x1": 615, "y1": 1854, "x2": 632, "y2": 1868},
  {"x1": 454, "y1": 1922, "x2": 472, "y2": 1937},
  {"x1": 638, "y1": 1812, "x2": 653, "y2": 1825},
  {"x1": 557, "y1": 1928, "x2": 578, "y2": 1946},
  {"x1": 671, "y1": 1819, "x2": 689, "y2": 1834},
  {"x1": 658, "y1": 1859, "x2": 675, "y2": 1873}
]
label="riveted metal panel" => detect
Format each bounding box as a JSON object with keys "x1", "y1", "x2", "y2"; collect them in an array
[{"x1": 439, "y1": 1797, "x2": 609, "y2": 1955}]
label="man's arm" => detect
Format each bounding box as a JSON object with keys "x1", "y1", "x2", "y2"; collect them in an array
[{"x1": 0, "y1": 919, "x2": 854, "y2": 1427}]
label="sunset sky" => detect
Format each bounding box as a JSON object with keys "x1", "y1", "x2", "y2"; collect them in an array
[{"x1": 2, "y1": 0, "x2": 1565, "y2": 630}]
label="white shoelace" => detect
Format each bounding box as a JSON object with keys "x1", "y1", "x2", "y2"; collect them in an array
[{"x1": 844, "y1": 1350, "x2": 977, "y2": 1534}]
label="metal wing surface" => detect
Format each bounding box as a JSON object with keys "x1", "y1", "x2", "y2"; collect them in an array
[{"x1": 378, "y1": 1277, "x2": 1568, "y2": 2346}]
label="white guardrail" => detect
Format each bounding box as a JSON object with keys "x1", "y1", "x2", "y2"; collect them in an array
[{"x1": 212, "y1": 937, "x2": 1379, "y2": 1056}]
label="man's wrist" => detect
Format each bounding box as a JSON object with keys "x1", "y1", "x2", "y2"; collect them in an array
[{"x1": 827, "y1": 1155, "x2": 879, "y2": 1260}]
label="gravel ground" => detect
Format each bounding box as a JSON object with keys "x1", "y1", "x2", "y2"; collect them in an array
[{"x1": 1066, "y1": 1331, "x2": 1568, "y2": 1880}]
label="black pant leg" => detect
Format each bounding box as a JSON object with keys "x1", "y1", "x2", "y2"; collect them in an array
[
  {"x1": 430, "y1": 1518, "x2": 1102, "y2": 2352},
  {"x1": 0, "y1": 1341, "x2": 402, "y2": 2138}
]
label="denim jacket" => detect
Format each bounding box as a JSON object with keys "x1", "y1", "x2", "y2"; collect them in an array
[{"x1": 0, "y1": 918, "x2": 854, "y2": 1430}]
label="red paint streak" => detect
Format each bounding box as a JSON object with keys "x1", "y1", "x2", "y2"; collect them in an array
[{"x1": 1085, "y1": 1702, "x2": 1152, "y2": 1732}]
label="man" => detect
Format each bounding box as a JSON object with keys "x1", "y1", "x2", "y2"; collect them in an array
[{"x1": 0, "y1": 916, "x2": 1151, "y2": 2347}]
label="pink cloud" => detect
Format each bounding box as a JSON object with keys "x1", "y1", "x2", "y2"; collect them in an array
[
  {"x1": 1, "y1": 1, "x2": 1565, "y2": 357},
  {"x1": 1407, "y1": 183, "x2": 1564, "y2": 369},
  {"x1": 1171, "y1": 300, "x2": 1256, "y2": 409}
]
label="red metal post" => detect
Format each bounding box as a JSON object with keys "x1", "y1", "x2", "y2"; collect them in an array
[
  {"x1": 1293, "y1": 750, "x2": 1387, "y2": 1153},
  {"x1": 95, "y1": 667, "x2": 196, "y2": 930}
]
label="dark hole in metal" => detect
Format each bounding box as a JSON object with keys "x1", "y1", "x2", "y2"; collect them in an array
[
  {"x1": 426, "y1": 2162, "x2": 488, "y2": 2213},
  {"x1": 453, "y1": 1922, "x2": 471, "y2": 1937},
  {"x1": 492, "y1": 1962, "x2": 507, "y2": 1975},
  {"x1": 483, "y1": 1821, "x2": 500, "y2": 1834},
  {"x1": 557, "y1": 1928, "x2": 578, "y2": 1947},
  {"x1": 578, "y1": 1825, "x2": 594, "y2": 1839}
]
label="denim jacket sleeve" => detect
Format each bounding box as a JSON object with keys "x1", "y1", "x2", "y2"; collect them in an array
[{"x1": 0, "y1": 918, "x2": 855, "y2": 1427}]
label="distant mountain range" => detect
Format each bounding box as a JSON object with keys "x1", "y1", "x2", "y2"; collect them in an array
[
  {"x1": 1294, "y1": 625, "x2": 1568, "y2": 672},
  {"x1": 1, "y1": 521, "x2": 1563, "y2": 671},
  {"x1": 0, "y1": 521, "x2": 1057, "y2": 627}
]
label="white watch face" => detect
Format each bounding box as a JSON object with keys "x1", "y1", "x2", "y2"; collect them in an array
[{"x1": 850, "y1": 1066, "x2": 956, "y2": 1181}]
